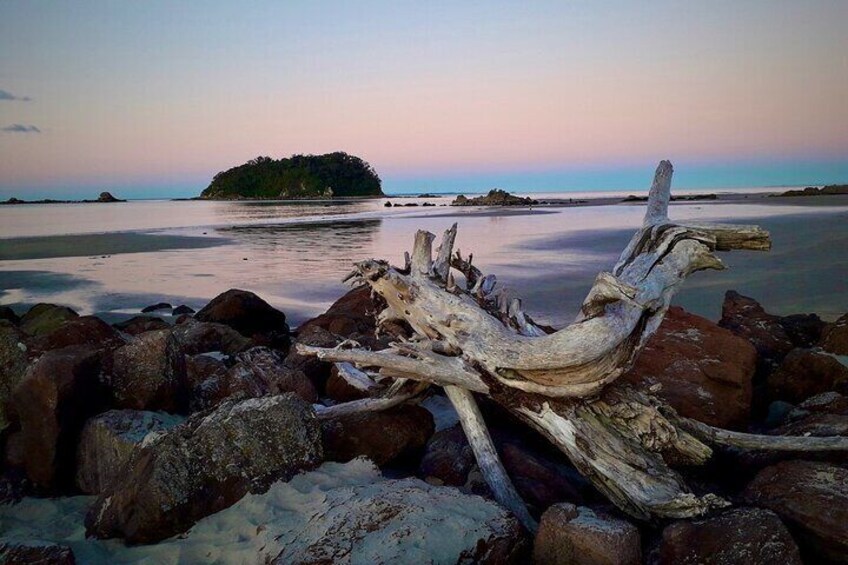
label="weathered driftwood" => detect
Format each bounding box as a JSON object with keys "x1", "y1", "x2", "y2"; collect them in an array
[{"x1": 298, "y1": 160, "x2": 847, "y2": 531}]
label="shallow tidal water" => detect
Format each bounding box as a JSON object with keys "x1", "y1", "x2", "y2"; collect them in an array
[{"x1": 1, "y1": 194, "x2": 847, "y2": 326}]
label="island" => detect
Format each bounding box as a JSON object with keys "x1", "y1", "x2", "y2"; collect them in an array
[{"x1": 199, "y1": 152, "x2": 384, "y2": 200}]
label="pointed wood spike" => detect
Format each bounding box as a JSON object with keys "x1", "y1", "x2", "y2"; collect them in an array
[{"x1": 644, "y1": 160, "x2": 673, "y2": 226}]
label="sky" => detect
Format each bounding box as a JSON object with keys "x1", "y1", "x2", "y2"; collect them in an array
[{"x1": 1, "y1": 0, "x2": 847, "y2": 199}]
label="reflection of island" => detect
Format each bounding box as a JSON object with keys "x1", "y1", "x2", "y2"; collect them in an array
[
  {"x1": 217, "y1": 219, "x2": 382, "y2": 269},
  {"x1": 200, "y1": 152, "x2": 384, "y2": 200},
  {"x1": 2, "y1": 192, "x2": 126, "y2": 205}
]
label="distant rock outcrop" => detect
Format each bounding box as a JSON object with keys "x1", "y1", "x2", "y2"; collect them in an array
[
  {"x1": 452, "y1": 189, "x2": 537, "y2": 207},
  {"x1": 773, "y1": 184, "x2": 848, "y2": 197}
]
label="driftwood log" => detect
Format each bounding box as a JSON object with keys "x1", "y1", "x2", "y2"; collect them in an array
[{"x1": 299, "y1": 161, "x2": 848, "y2": 531}]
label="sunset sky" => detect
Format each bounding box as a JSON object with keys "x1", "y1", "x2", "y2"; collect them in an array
[{"x1": 1, "y1": 0, "x2": 846, "y2": 199}]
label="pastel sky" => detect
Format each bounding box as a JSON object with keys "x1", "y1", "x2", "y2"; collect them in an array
[{"x1": 1, "y1": 0, "x2": 847, "y2": 199}]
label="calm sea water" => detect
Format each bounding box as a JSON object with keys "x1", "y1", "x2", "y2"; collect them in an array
[{"x1": 1, "y1": 192, "x2": 847, "y2": 326}]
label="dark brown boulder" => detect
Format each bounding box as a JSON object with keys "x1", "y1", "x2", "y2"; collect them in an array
[
  {"x1": 172, "y1": 317, "x2": 252, "y2": 356},
  {"x1": 195, "y1": 289, "x2": 289, "y2": 350},
  {"x1": 767, "y1": 348, "x2": 848, "y2": 403},
  {"x1": 743, "y1": 460, "x2": 848, "y2": 563},
  {"x1": 12, "y1": 345, "x2": 108, "y2": 489},
  {"x1": 86, "y1": 394, "x2": 323, "y2": 544},
  {"x1": 419, "y1": 423, "x2": 476, "y2": 486},
  {"x1": 185, "y1": 353, "x2": 229, "y2": 410},
  {"x1": 75, "y1": 409, "x2": 184, "y2": 494},
  {"x1": 19, "y1": 303, "x2": 79, "y2": 337},
  {"x1": 533, "y1": 503, "x2": 640, "y2": 565},
  {"x1": 286, "y1": 325, "x2": 339, "y2": 389},
  {"x1": 623, "y1": 306, "x2": 756, "y2": 429},
  {"x1": 322, "y1": 405, "x2": 434, "y2": 466},
  {"x1": 0, "y1": 540, "x2": 76, "y2": 564},
  {"x1": 113, "y1": 315, "x2": 170, "y2": 336},
  {"x1": 324, "y1": 363, "x2": 376, "y2": 402},
  {"x1": 0, "y1": 321, "x2": 29, "y2": 433},
  {"x1": 820, "y1": 313, "x2": 848, "y2": 355},
  {"x1": 658, "y1": 507, "x2": 802, "y2": 565},
  {"x1": 297, "y1": 286, "x2": 377, "y2": 343},
  {"x1": 28, "y1": 315, "x2": 126, "y2": 356},
  {"x1": 0, "y1": 305, "x2": 19, "y2": 325},
  {"x1": 109, "y1": 329, "x2": 187, "y2": 412},
  {"x1": 779, "y1": 313, "x2": 827, "y2": 348},
  {"x1": 719, "y1": 291, "x2": 794, "y2": 374}
]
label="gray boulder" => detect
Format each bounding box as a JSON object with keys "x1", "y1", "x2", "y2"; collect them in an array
[
  {"x1": 86, "y1": 394, "x2": 323, "y2": 544},
  {"x1": 75, "y1": 409, "x2": 184, "y2": 494}
]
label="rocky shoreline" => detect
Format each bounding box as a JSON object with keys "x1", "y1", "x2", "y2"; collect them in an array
[{"x1": 1, "y1": 286, "x2": 847, "y2": 563}]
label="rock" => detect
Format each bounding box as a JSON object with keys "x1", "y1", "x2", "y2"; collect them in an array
[
  {"x1": 418, "y1": 422, "x2": 586, "y2": 511},
  {"x1": 96, "y1": 191, "x2": 124, "y2": 203},
  {"x1": 19, "y1": 303, "x2": 79, "y2": 337},
  {"x1": 767, "y1": 348, "x2": 848, "y2": 403},
  {"x1": 384, "y1": 200, "x2": 392, "y2": 207},
  {"x1": 0, "y1": 305, "x2": 19, "y2": 325},
  {"x1": 499, "y1": 442, "x2": 585, "y2": 512},
  {"x1": 533, "y1": 503, "x2": 640, "y2": 565},
  {"x1": 75, "y1": 409, "x2": 184, "y2": 494},
  {"x1": 297, "y1": 285, "x2": 377, "y2": 343},
  {"x1": 141, "y1": 302, "x2": 172, "y2": 313},
  {"x1": 270, "y1": 465, "x2": 526, "y2": 564},
  {"x1": 2, "y1": 430, "x2": 25, "y2": 468},
  {"x1": 772, "y1": 412, "x2": 848, "y2": 438},
  {"x1": 743, "y1": 460, "x2": 848, "y2": 563},
  {"x1": 12, "y1": 345, "x2": 108, "y2": 489},
  {"x1": 796, "y1": 391, "x2": 848, "y2": 415},
  {"x1": 86, "y1": 394, "x2": 323, "y2": 544},
  {"x1": 658, "y1": 507, "x2": 801, "y2": 565},
  {"x1": 0, "y1": 540, "x2": 76, "y2": 564},
  {"x1": 719, "y1": 291, "x2": 794, "y2": 374},
  {"x1": 779, "y1": 313, "x2": 827, "y2": 348},
  {"x1": 623, "y1": 306, "x2": 756, "y2": 429},
  {"x1": 0, "y1": 468, "x2": 32, "y2": 505},
  {"x1": 171, "y1": 317, "x2": 252, "y2": 356},
  {"x1": 0, "y1": 321, "x2": 29, "y2": 433},
  {"x1": 324, "y1": 363, "x2": 376, "y2": 402},
  {"x1": 286, "y1": 325, "x2": 340, "y2": 387},
  {"x1": 172, "y1": 304, "x2": 195, "y2": 315},
  {"x1": 28, "y1": 315, "x2": 126, "y2": 356},
  {"x1": 185, "y1": 353, "x2": 227, "y2": 390},
  {"x1": 112, "y1": 315, "x2": 170, "y2": 336},
  {"x1": 195, "y1": 289, "x2": 290, "y2": 350},
  {"x1": 451, "y1": 189, "x2": 537, "y2": 207},
  {"x1": 322, "y1": 405, "x2": 434, "y2": 466},
  {"x1": 821, "y1": 313, "x2": 848, "y2": 355},
  {"x1": 190, "y1": 347, "x2": 318, "y2": 409},
  {"x1": 419, "y1": 423, "x2": 476, "y2": 486},
  {"x1": 109, "y1": 329, "x2": 187, "y2": 412}
]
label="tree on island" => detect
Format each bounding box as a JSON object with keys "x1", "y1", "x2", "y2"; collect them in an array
[{"x1": 200, "y1": 152, "x2": 383, "y2": 199}]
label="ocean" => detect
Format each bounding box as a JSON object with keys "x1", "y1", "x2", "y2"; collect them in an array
[{"x1": 1, "y1": 191, "x2": 847, "y2": 326}]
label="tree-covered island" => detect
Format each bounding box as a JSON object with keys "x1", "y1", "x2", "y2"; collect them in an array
[{"x1": 200, "y1": 152, "x2": 383, "y2": 199}]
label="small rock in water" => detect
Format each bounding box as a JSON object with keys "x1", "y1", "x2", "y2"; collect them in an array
[
  {"x1": 141, "y1": 302, "x2": 172, "y2": 313},
  {"x1": 172, "y1": 304, "x2": 195, "y2": 315}
]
